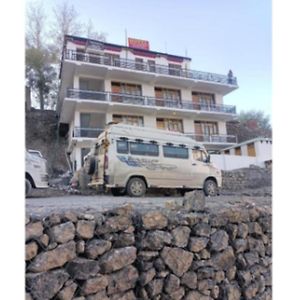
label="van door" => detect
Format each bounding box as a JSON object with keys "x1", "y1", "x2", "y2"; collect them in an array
[
  {"x1": 90, "y1": 141, "x2": 107, "y2": 186},
  {"x1": 190, "y1": 149, "x2": 210, "y2": 188}
]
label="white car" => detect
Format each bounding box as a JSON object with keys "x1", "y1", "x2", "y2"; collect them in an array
[{"x1": 25, "y1": 150, "x2": 49, "y2": 197}]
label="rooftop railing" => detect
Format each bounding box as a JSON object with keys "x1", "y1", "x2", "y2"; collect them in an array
[
  {"x1": 64, "y1": 49, "x2": 238, "y2": 86},
  {"x1": 67, "y1": 89, "x2": 236, "y2": 114},
  {"x1": 185, "y1": 133, "x2": 237, "y2": 144}
]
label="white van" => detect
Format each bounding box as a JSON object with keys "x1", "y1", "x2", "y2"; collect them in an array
[
  {"x1": 84, "y1": 124, "x2": 222, "y2": 197},
  {"x1": 25, "y1": 150, "x2": 49, "y2": 197}
]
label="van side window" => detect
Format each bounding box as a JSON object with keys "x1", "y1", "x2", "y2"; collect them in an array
[
  {"x1": 129, "y1": 142, "x2": 159, "y2": 156},
  {"x1": 163, "y1": 146, "x2": 189, "y2": 159},
  {"x1": 117, "y1": 141, "x2": 129, "y2": 154},
  {"x1": 192, "y1": 149, "x2": 207, "y2": 162}
]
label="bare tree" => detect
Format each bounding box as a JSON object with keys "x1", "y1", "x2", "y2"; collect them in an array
[
  {"x1": 85, "y1": 19, "x2": 107, "y2": 41},
  {"x1": 51, "y1": 1, "x2": 83, "y2": 59},
  {"x1": 26, "y1": 0, "x2": 46, "y2": 49}
]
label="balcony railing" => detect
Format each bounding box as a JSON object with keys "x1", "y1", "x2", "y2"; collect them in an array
[
  {"x1": 73, "y1": 127, "x2": 104, "y2": 138},
  {"x1": 67, "y1": 89, "x2": 236, "y2": 114},
  {"x1": 64, "y1": 49, "x2": 238, "y2": 86},
  {"x1": 185, "y1": 133, "x2": 237, "y2": 144}
]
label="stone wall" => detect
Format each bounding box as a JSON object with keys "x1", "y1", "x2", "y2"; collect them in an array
[
  {"x1": 222, "y1": 166, "x2": 272, "y2": 191},
  {"x1": 25, "y1": 195, "x2": 272, "y2": 300}
]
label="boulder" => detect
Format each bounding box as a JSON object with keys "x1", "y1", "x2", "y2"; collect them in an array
[
  {"x1": 181, "y1": 271, "x2": 197, "y2": 289},
  {"x1": 48, "y1": 221, "x2": 75, "y2": 244},
  {"x1": 25, "y1": 241, "x2": 38, "y2": 261},
  {"x1": 66, "y1": 257, "x2": 100, "y2": 280},
  {"x1": 142, "y1": 211, "x2": 168, "y2": 230},
  {"x1": 76, "y1": 220, "x2": 95, "y2": 239},
  {"x1": 85, "y1": 239, "x2": 112, "y2": 259},
  {"x1": 142, "y1": 230, "x2": 172, "y2": 250},
  {"x1": 210, "y1": 230, "x2": 229, "y2": 252},
  {"x1": 164, "y1": 274, "x2": 180, "y2": 294},
  {"x1": 182, "y1": 190, "x2": 206, "y2": 211},
  {"x1": 211, "y1": 247, "x2": 235, "y2": 271},
  {"x1": 171, "y1": 226, "x2": 191, "y2": 247},
  {"x1": 188, "y1": 237, "x2": 209, "y2": 252},
  {"x1": 26, "y1": 222, "x2": 44, "y2": 242},
  {"x1": 82, "y1": 275, "x2": 108, "y2": 295}
]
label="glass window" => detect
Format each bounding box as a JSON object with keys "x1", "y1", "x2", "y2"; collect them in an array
[
  {"x1": 130, "y1": 142, "x2": 159, "y2": 156},
  {"x1": 192, "y1": 149, "x2": 208, "y2": 162},
  {"x1": 117, "y1": 141, "x2": 128, "y2": 154},
  {"x1": 163, "y1": 146, "x2": 189, "y2": 159}
]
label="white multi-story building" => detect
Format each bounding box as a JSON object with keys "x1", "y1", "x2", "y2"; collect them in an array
[{"x1": 57, "y1": 35, "x2": 239, "y2": 171}]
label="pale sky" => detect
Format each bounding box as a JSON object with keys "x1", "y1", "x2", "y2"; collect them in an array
[{"x1": 38, "y1": 0, "x2": 271, "y2": 116}]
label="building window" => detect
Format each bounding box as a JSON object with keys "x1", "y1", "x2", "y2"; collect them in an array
[
  {"x1": 194, "y1": 121, "x2": 218, "y2": 142},
  {"x1": 104, "y1": 53, "x2": 120, "y2": 67},
  {"x1": 135, "y1": 58, "x2": 144, "y2": 70},
  {"x1": 154, "y1": 87, "x2": 181, "y2": 107},
  {"x1": 168, "y1": 63, "x2": 181, "y2": 76},
  {"x1": 235, "y1": 147, "x2": 242, "y2": 156},
  {"x1": 156, "y1": 118, "x2": 183, "y2": 133},
  {"x1": 224, "y1": 150, "x2": 230, "y2": 155},
  {"x1": 111, "y1": 82, "x2": 143, "y2": 104},
  {"x1": 163, "y1": 146, "x2": 189, "y2": 159},
  {"x1": 192, "y1": 92, "x2": 215, "y2": 110},
  {"x1": 148, "y1": 60, "x2": 156, "y2": 72},
  {"x1": 129, "y1": 142, "x2": 159, "y2": 156},
  {"x1": 247, "y1": 143, "x2": 256, "y2": 157},
  {"x1": 113, "y1": 115, "x2": 144, "y2": 127}
]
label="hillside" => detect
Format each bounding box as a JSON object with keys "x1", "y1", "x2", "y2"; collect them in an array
[{"x1": 26, "y1": 109, "x2": 69, "y2": 177}]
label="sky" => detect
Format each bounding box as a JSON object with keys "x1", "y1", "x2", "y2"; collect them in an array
[{"x1": 32, "y1": 0, "x2": 272, "y2": 115}]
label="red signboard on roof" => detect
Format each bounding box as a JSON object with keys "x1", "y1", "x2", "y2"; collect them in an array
[{"x1": 128, "y1": 38, "x2": 149, "y2": 50}]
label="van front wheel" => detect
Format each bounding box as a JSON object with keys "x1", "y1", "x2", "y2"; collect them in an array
[
  {"x1": 26, "y1": 179, "x2": 32, "y2": 197},
  {"x1": 203, "y1": 179, "x2": 218, "y2": 197},
  {"x1": 127, "y1": 178, "x2": 146, "y2": 197}
]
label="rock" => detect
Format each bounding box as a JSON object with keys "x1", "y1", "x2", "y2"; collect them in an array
[
  {"x1": 114, "y1": 233, "x2": 135, "y2": 247},
  {"x1": 237, "y1": 223, "x2": 249, "y2": 239},
  {"x1": 161, "y1": 247, "x2": 194, "y2": 277},
  {"x1": 57, "y1": 282, "x2": 77, "y2": 300},
  {"x1": 142, "y1": 230, "x2": 172, "y2": 250},
  {"x1": 244, "y1": 251, "x2": 259, "y2": 267},
  {"x1": 107, "y1": 265, "x2": 139, "y2": 295},
  {"x1": 96, "y1": 216, "x2": 132, "y2": 234},
  {"x1": 197, "y1": 267, "x2": 214, "y2": 279},
  {"x1": 26, "y1": 270, "x2": 69, "y2": 300},
  {"x1": 85, "y1": 239, "x2": 112, "y2": 259},
  {"x1": 82, "y1": 275, "x2": 108, "y2": 295},
  {"x1": 110, "y1": 290, "x2": 136, "y2": 300},
  {"x1": 172, "y1": 226, "x2": 191, "y2": 247},
  {"x1": 168, "y1": 286, "x2": 185, "y2": 300},
  {"x1": 76, "y1": 220, "x2": 95, "y2": 239},
  {"x1": 226, "y1": 224, "x2": 238, "y2": 240},
  {"x1": 28, "y1": 241, "x2": 76, "y2": 272},
  {"x1": 86, "y1": 290, "x2": 109, "y2": 300},
  {"x1": 142, "y1": 211, "x2": 168, "y2": 230},
  {"x1": 226, "y1": 266, "x2": 237, "y2": 281},
  {"x1": 184, "y1": 291, "x2": 205, "y2": 300},
  {"x1": 164, "y1": 274, "x2": 180, "y2": 294},
  {"x1": 232, "y1": 238, "x2": 248, "y2": 253},
  {"x1": 99, "y1": 246, "x2": 137, "y2": 273},
  {"x1": 210, "y1": 230, "x2": 229, "y2": 252},
  {"x1": 110, "y1": 203, "x2": 134, "y2": 216},
  {"x1": 182, "y1": 190, "x2": 206, "y2": 212},
  {"x1": 188, "y1": 237, "x2": 209, "y2": 252},
  {"x1": 38, "y1": 234, "x2": 49, "y2": 248},
  {"x1": 154, "y1": 257, "x2": 167, "y2": 272},
  {"x1": 43, "y1": 213, "x2": 61, "y2": 227},
  {"x1": 139, "y1": 268, "x2": 156, "y2": 286},
  {"x1": 248, "y1": 237, "x2": 266, "y2": 257},
  {"x1": 248, "y1": 222, "x2": 263, "y2": 237},
  {"x1": 25, "y1": 241, "x2": 38, "y2": 261},
  {"x1": 244, "y1": 282, "x2": 259, "y2": 299},
  {"x1": 237, "y1": 270, "x2": 252, "y2": 286},
  {"x1": 138, "y1": 251, "x2": 159, "y2": 261},
  {"x1": 26, "y1": 222, "x2": 44, "y2": 242},
  {"x1": 214, "y1": 270, "x2": 225, "y2": 283},
  {"x1": 48, "y1": 221, "x2": 75, "y2": 244},
  {"x1": 211, "y1": 285, "x2": 219, "y2": 299},
  {"x1": 193, "y1": 223, "x2": 211, "y2": 237},
  {"x1": 211, "y1": 247, "x2": 235, "y2": 271},
  {"x1": 76, "y1": 240, "x2": 85, "y2": 254},
  {"x1": 224, "y1": 283, "x2": 241, "y2": 300},
  {"x1": 25, "y1": 293, "x2": 32, "y2": 300},
  {"x1": 66, "y1": 257, "x2": 100, "y2": 280},
  {"x1": 181, "y1": 271, "x2": 197, "y2": 289},
  {"x1": 146, "y1": 279, "x2": 164, "y2": 297},
  {"x1": 136, "y1": 259, "x2": 154, "y2": 272},
  {"x1": 61, "y1": 211, "x2": 78, "y2": 223}
]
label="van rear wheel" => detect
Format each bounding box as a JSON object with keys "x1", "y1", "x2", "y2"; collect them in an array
[
  {"x1": 203, "y1": 179, "x2": 218, "y2": 196},
  {"x1": 127, "y1": 177, "x2": 146, "y2": 197}
]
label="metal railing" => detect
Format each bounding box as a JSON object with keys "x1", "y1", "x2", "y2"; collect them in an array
[
  {"x1": 67, "y1": 89, "x2": 236, "y2": 114},
  {"x1": 185, "y1": 133, "x2": 237, "y2": 144},
  {"x1": 73, "y1": 127, "x2": 104, "y2": 138},
  {"x1": 64, "y1": 49, "x2": 238, "y2": 86}
]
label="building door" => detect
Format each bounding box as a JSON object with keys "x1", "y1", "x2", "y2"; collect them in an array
[{"x1": 247, "y1": 143, "x2": 256, "y2": 157}]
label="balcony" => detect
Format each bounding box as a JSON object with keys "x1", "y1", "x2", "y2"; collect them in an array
[
  {"x1": 64, "y1": 49, "x2": 238, "y2": 86},
  {"x1": 185, "y1": 133, "x2": 237, "y2": 144},
  {"x1": 67, "y1": 89, "x2": 236, "y2": 115},
  {"x1": 73, "y1": 127, "x2": 104, "y2": 138}
]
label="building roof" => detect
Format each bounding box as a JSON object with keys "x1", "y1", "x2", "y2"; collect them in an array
[
  {"x1": 221, "y1": 137, "x2": 272, "y2": 151},
  {"x1": 64, "y1": 35, "x2": 192, "y2": 62}
]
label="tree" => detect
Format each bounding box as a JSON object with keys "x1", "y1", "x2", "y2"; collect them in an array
[
  {"x1": 226, "y1": 110, "x2": 272, "y2": 143},
  {"x1": 85, "y1": 19, "x2": 107, "y2": 41}
]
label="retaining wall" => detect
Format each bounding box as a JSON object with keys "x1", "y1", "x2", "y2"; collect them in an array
[{"x1": 25, "y1": 196, "x2": 272, "y2": 300}]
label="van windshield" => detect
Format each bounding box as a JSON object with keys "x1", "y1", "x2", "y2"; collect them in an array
[{"x1": 192, "y1": 149, "x2": 208, "y2": 162}]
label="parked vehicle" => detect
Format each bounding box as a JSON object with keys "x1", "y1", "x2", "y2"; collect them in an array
[
  {"x1": 25, "y1": 150, "x2": 49, "y2": 197},
  {"x1": 84, "y1": 124, "x2": 222, "y2": 197}
]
